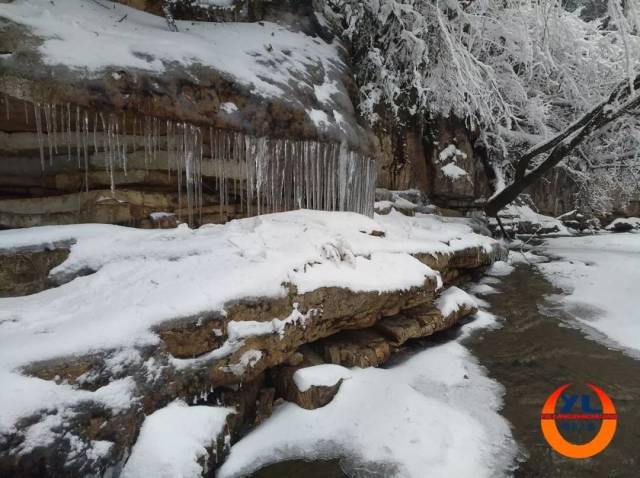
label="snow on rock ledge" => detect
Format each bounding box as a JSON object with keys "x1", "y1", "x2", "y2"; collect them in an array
[
  {"x1": 0, "y1": 209, "x2": 504, "y2": 476},
  {"x1": 435, "y1": 286, "x2": 478, "y2": 318},
  {"x1": 0, "y1": 0, "x2": 372, "y2": 148},
  {"x1": 122, "y1": 400, "x2": 233, "y2": 478},
  {"x1": 293, "y1": 364, "x2": 352, "y2": 393}
]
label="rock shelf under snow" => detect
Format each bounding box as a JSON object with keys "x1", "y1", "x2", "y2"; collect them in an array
[
  {"x1": 0, "y1": 209, "x2": 504, "y2": 475},
  {"x1": 218, "y1": 311, "x2": 516, "y2": 478}
]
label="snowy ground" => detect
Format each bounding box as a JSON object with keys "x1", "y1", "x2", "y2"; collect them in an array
[
  {"x1": 536, "y1": 233, "x2": 640, "y2": 357},
  {"x1": 218, "y1": 307, "x2": 517, "y2": 478},
  {"x1": 0, "y1": 209, "x2": 499, "y2": 438}
]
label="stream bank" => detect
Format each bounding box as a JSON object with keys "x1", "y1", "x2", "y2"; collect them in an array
[
  {"x1": 469, "y1": 262, "x2": 640, "y2": 478},
  {"x1": 248, "y1": 257, "x2": 640, "y2": 478}
]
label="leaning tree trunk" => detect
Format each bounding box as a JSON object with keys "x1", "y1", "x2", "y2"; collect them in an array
[{"x1": 484, "y1": 74, "x2": 640, "y2": 217}]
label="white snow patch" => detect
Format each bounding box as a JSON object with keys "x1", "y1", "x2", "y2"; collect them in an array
[
  {"x1": 307, "y1": 109, "x2": 330, "y2": 128},
  {"x1": 435, "y1": 286, "x2": 477, "y2": 317},
  {"x1": 441, "y1": 162, "x2": 468, "y2": 180},
  {"x1": 293, "y1": 364, "x2": 352, "y2": 392},
  {"x1": 227, "y1": 304, "x2": 314, "y2": 341},
  {"x1": 86, "y1": 440, "x2": 114, "y2": 462},
  {"x1": 122, "y1": 400, "x2": 233, "y2": 478},
  {"x1": 438, "y1": 144, "x2": 466, "y2": 162},
  {"x1": 149, "y1": 211, "x2": 175, "y2": 221},
  {"x1": 224, "y1": 350, "x2": 263, "y2": 377},
  {"x1": 220, "y1": 102, "x2": 239, "y2": 114},
  {"x1": 537, "y1": 233, "x2": 640, "y2": 355},
  {"x1": 486, "y1": 261, "x2": 515, "y2": 277},
  {"x1": 468, "y1": 283, "x2": 500, "y2": 296},
  {"x1": 314, "y1": 80, "x2": 340, "y2": 103}
]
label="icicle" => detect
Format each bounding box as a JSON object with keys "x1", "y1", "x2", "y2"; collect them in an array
[
  {"x1": 76, "y1": 106, "x2": 81, "y2": 167},
  {"x1": 107, "y1": 114, "x2": 115, "y2": 194},
  {"x1": 93, "y1": 112, "x2": 99, "y2": 160},
  {"x1": 3, "y1": 94, "x2": 8, "y2": 120},
  {"x1": 122, "y1": 113, "x2": 128, "y2": 175},
  {"x1": 44, "y1": 104, "x2": 54, "y2": 165},
  {"x1": 24, "y1": 100, "x2": 29, "y2": 125},
  {"x1": 33, "y1": 103, "x2": 45, "y2": 171},
  {"x1": 51, "y1": 104, "x2": 59, "y2": 154},
  {"x1": 66, "y1": 103, "x2": 71, "y2": 162},
  {"x1": 83, "y1": 111, "x2": 89, "y2": 192}
]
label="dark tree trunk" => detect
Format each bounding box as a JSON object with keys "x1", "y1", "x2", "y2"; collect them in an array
[{"x1": 485, "y1": 75, "x2": 640, "y2": 217}]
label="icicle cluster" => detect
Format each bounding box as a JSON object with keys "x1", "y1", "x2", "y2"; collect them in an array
[{"x1": 16, "y1": 98, "x2": 376, "y2": 224}]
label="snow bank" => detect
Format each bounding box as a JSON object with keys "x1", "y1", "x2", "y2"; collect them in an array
[
  {"x1": 122, "y1": 400, "x2": 233, "y2": 478},
  {"x1": 0, "y1": 209, "x2": 500, "y2": 433},
  {"x1": 468, "y1": 283, "x2": 500, "y2": 296},
  {"x1": 486, "y1": 261, "x2": 515, "y2": 277},
  {"x1": 605, "y1": 217, "x2": 640, "y2": 231},
  {"x1": 537, "y1": 233, "x2": 640, "y2": 355},
  {"x1": 218, "y1": 311, "x2": 516, "y2": 478},
  {"x1": 293, "y1": 365, "x2": 352, "y2": 392}
]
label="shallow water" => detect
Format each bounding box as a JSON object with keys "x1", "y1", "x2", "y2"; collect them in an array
[
  {"x1": 249, "y1": 263, "x2": 640, "y2": 477},
  {"x1": 468, "y1": 264, "x2": 640, "y2": 477}
]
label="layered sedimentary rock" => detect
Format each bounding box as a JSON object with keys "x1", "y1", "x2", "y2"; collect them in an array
[
  {"x1": 0, "y1": 207, "x2": 506, "y2": 477},
  {"x1": 0, "y1": 0, "x2": 377, "y2": 227}
]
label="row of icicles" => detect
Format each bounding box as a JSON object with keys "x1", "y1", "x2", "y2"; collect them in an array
[{"x1": 2, "y1": 96, "x2": 377, "y2": 225}]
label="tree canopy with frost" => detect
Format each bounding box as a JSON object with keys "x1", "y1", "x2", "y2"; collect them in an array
[{"x1": 320, "y1": 0, "x2": 640, "y2": 216}]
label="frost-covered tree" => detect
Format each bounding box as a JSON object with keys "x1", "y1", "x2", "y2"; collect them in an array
[{"x1": 319, "y1": 0, "x2": 640, "y2": 216}]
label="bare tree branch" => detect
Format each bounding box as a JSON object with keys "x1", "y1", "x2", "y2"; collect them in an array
[{"x1": 485, "y1": 74, "x2": 640, "y2": 217}]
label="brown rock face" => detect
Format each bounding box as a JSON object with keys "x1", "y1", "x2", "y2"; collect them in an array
[
  {"x1": 375, "y1": 116, "x2": 493, "y2": 213},
  {"x1": 313, "y1": 329, "x2": 392, "y2": 367},
  {"x1": 0, "y1": 245, "x2": 69, "y2": 297},
  {"x1": 0, "y1": 6, "x2": 376, "y2": 228}
]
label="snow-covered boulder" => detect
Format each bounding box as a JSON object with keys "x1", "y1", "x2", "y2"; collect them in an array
[{"x1": 605, "y1": 217, "x2": 640, "y2": 232}]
